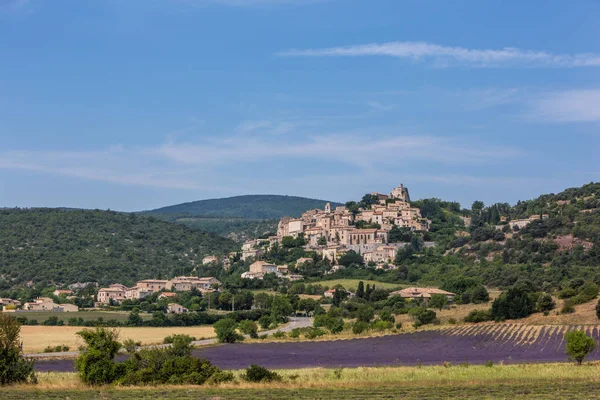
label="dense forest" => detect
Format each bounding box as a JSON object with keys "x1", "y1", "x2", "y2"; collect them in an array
[
  {"x1": 143, "y1": 194, "x2": 341, "y2": 220},
  {"x1": 142, "y1": 194, "x2": 341, "y2": 241},
  {"x1": 0, "y1": 209, "x2": 238, "y2": 290}
]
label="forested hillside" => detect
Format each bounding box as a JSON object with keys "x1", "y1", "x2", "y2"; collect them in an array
[
  {"x1": 142, "y1": 195, "x2": 341, "y2": 241},
  {"x1": 0, "y1": 209, "x2": 238, "y2": 290},
  {"x1": 385, "y1": 182, "x2": 600, "y2": 289},
  {"x1": 143, "y1": 195, "x2": 340, "y2": 219}
]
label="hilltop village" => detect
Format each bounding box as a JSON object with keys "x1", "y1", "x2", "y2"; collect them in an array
[{"x1": 241, "y1": 184, "x2": 431, "y2": 275}]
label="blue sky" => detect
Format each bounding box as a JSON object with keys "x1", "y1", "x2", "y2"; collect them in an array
[{"x1": 1, "y1": 0, "x2": 599, "y2": 211}]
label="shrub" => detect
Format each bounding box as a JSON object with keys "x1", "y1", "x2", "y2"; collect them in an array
[
  {"x1": 119, "y1": 348, "x2": 221, "y2": 385},
  {"x1": 464, "y1": 310, "x2": 492, "y2": 323},
  {"x1": 491, "y1": 286, "x2": 534, "y2": 321},
  {"x1": 558, "y1": 288, "x2": 577, "y2": 299},
  {"x1": 485, "y1": 360, "x2": 494, "y2": 367},
  {"x1": 536, "y1": 293, "x2": 556, "y2": 312},
  {"x1": 565, "y1": 330, "x2": 597, "y2": 365},
  {"x1": 395, "y1": 322, "x2": 403, "y2": 330},
  {"x1": 242, "y1": 364, "x2": 281, "y2": 382},
  {"x1": 371, "y1": 319, "x2": 393, "y2": 332},
  {"x1": 205, "y1": 371, "x2": 235, "y2": 385},
  {"x1": 596, "y1": 299, "x2": 600, "y2": 320},
  {"x1": 123, "y1": 339, "x2": 140, "y2": 353},
  {"x1": 289, "y1": 328, "x2": 301, "y2": 338},
  {"x1": 448, "y1": 318, "x2": 457, "y2": 325},
  {"x1": 352, "y1": 321, "x2": 369, "y2": 335},
  {"x1": 214, "y1": 318, "x2": 243, "y2": 344},
  {"x1": 409, "y1": 308, "x2": 437, "y2": 326},
  {"x1": 303, "y1": 327, "x2": 326, "y2": 339},
  {"x1": 272, "y1": 330, "x2": 286, "y2": 339},
  {"x1": 258, "y1": 315, "x2": 274, "y2": 330},
  {"x1": 75, "y1": 328, "x2": 121, "y2": 385},
  {"x1": 561, "y1": 301, "x2": 576, "y2": 314},
  {"x1": 238, "y1": 320, "x2": 259, "y2": 339}
]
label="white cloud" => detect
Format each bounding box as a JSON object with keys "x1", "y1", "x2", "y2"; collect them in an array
[
  {"x1": 279, "y1": 41, "x2": 600, "y2": 68},
  {"x1": 530, "y1": 89, "x2": 600, "y2": 122},
  {"x1": 0, "y1": 132, "x2": 522, "y2": 191}
]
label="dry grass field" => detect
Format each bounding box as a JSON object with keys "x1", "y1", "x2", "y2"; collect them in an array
[
  {"x1": 21, "y1": 326, "x2": 216, "y2": 353},
  {"x1": 4, "y1": 363, "x2": 600, "y2": 399}
]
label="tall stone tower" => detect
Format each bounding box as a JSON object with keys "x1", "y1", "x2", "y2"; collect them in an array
[
  {"x1": 390, "y1": 184, "x2": 410, "y2": 202},
  {"x1": 324, "y1": 202, "x2": 332, "y2": 213}
]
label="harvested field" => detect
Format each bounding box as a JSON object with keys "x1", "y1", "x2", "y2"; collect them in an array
[
  {"x1": 22, "y1": 326, "x2": 215, "y2": 353},
  {"x1": 5, "y1": 310, "x2": 150, "y2": 322},
  {"x1": 35, "y1": 324, "x2": 600, "y2": 372}
]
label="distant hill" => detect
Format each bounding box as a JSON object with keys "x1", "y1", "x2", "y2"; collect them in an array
[
  {"x1": 0, "y1": 208, "x2": 238, "y2": 290},
  {"x1": 142, "y1": 195, "x2": 341, "y2": 220},
  {"x1": 142, "y1": 195, "x2": 342, "y2": 241}
]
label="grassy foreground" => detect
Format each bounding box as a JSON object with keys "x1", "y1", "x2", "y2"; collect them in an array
[{"x1": 3, "y1": 363, "x2": 600, "y2": 399}]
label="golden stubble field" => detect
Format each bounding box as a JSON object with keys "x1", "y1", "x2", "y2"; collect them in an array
[{"x1": 20, "y1": 326, "x2": 215, "y2": 353}]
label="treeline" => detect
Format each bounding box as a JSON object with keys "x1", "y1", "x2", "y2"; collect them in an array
[{"x1": 13, "y1": 309, "x2": 271, "y2": 328}]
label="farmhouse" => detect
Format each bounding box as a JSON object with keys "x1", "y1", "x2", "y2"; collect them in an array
[
  {"x1": 159, "y1": 292, "x2": 178, "y2": 300},
  {"x1": 389, "y1": 287, "x2": 456, "y2": 302},
  {"x1": 23, "y1": 297, "x2": 78, "y2": 312},
  {"x1": 242, "y1": 261, "x2": 278, "y2": 280},
  {"x1": 97, "y1": 284, "x2": 127, "y2": 304},
  {"x1": 136, "y1": 279, "x2": 169, "y2": 293},
  {"x1": 167, "y1": 303, "x2": 188, "y2": 314}
]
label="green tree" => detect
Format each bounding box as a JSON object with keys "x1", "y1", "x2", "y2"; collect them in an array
[
  {"x1": 536, "y1": 293, "x2": 556, "y2": 312},
  {"x1": 127, "y1": 308, "x2": 143, "y2": 326},
  {"x1": 429, "y1": 294, "x2": 448, "y2": 310},
  {"x1": 356, "y1": 281, "x2": 365, "y2": 299},
  {"x1": 75, "y1": 327, "x2": 122, "y2": 385},
  {"x1": 0, "y1": 314, "x2": 36, "y2": 385},
  {"x1": 317, "y1": 237, "x2": 327, "y2": 246},
  {"x1": 238, "y1": 320, "x2": 258, "y2": 338},
  {"x1": 214, "y1": 318, "x2": 243, "y2": 344},
  {"x1": 491, "y1": 286, "x2": 535, "y2": 321},
  {"x1": 270, "y1": 296, "x2": 293, "y2": 323},
  {"x1": 565, "y1": 330, "x2": 596, "y2": 365}
]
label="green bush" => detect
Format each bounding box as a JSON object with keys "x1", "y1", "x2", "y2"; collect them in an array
[
  {"x1": 565, "y1": 330, "x2": 597, "y2": 365},
  {"x1": 238, "y1": 320, "x2": 259, "y2": 338},
  {"x1": 409, "y1": 308, "x2": 437, "y2": 326},
  {"x1": 75, "y1": 328, "x2": 122, "y2": 385},
  {"x1": 214, "y1": 318, "x2": 244, "y2": 343},
  {"x1": 242, "y1": 365, "x2": 281, "y2": 383},
  {"x1": 272, "y1": 330, "x2": 286, "y2": 339},
  {"x1": 371, "y1": 319, "x2": 393, "y2": 332},
  {"x1": 303, "y1": 327, "x2": 326, "y2": 339},
  {"x1": 289, "y1": 328, "x2": 301, "y2": 338},
  {"x1": 258, "y1": 315, "x2": 274, "y2": 330},
  {"x1": 464, "y1": 310, "x2": 493, "y2": 323},
  {"x1": 536, "y1": 293, "x2": 556, "y2": 312},
  {"x1": 561, "y1": 301, "x2": 576, "y2": 314},
  {"x1": 352, "y1": 321, "x2": 370, "y2": 335}
]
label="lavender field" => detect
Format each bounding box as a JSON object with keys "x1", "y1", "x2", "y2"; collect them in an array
[{"x1": 35, "y1": 324, "x2": 600, "y2": 372}]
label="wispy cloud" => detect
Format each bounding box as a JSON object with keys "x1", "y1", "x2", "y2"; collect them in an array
[
  {"x1": 278, "y1": 41, "x2": 600, "y2": 68},
  {"x1": 0, "y1": 132, "x2": 522, "y2": 191},
  {"x1": 529, "y1": 89, "x2": 600, "y2": 122}
]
